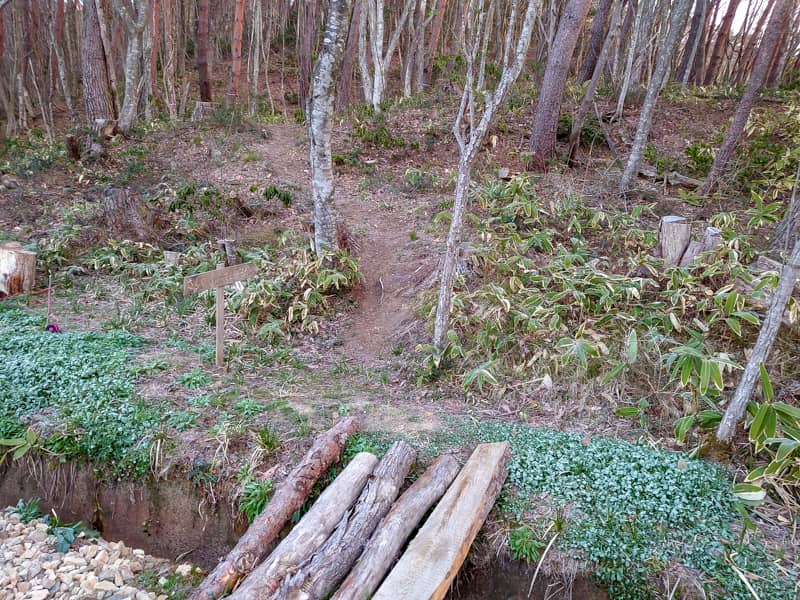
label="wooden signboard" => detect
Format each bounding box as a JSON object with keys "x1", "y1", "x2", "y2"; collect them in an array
[{"x1": 183, "y1": 262, "x2": 259, "y2": 367}]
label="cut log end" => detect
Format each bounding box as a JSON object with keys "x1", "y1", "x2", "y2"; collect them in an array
[{"x1": 0, "y1": 242, "x2": 36, "y2": 297}]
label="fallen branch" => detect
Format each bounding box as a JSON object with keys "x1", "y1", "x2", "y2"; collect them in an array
[{"x1": 189, "y1": 417, "x2": 359, "y2": 600}]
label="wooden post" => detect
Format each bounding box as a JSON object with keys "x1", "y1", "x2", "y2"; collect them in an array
[
  {"x1": 215, "y1": 263, "x2": 224, "y2": 368},
  {"x1": 183, "y1": 262, "x2": 259, "y2": 370}
]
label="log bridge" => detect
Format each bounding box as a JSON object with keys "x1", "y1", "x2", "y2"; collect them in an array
[{"x1": 191, "y1": 417, "x2": 511, "y2": 600}]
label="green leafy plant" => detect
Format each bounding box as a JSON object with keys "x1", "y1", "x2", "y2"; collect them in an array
[
  {"x1": 238, "y1": 478, "x2": 275, "y2": 524},
  {"x1": 509, "y1": 525, "x2": 545, "y2": 562},
  {"x1": 177, "y1": 367, "x2": 211, "y2": 390},
  {"x1": 12, "y1": 498, "x2": 43, "y2": 523},
  {"x1": 47, "y1": 515, "x2": 99, "y2": 553}
]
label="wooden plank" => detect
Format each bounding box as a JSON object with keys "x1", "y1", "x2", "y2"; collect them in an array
[
  {"x1": 373, "y1": 442, "x2": 511, "y2": 600},
  {"x1": 333, "y1": 455, "x2": 461, "y2": 600},
  {"x1": 183, "y1": 262, "x2": 258, "y2": 294}
]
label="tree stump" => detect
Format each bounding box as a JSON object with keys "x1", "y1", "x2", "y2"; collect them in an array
[
  {"x1": 191, "y1": 101, "x2": 219, "y2": 122},
  {"x1": 0, "y1": 242, "x2": 36, "y2": 297},
  {"x1": 217, "y1": 239, "x2": 240, "y2": 266},
  {"x1": 658, "y1": 216, "x2": 692, "y2": 266},
  {"x1": 101, "y1": 187, "x2": 151, "y2": 240}
]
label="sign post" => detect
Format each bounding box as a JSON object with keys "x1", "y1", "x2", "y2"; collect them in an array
[{"x1": 183, "y1": 262, "x2": 259, "y2": 368}]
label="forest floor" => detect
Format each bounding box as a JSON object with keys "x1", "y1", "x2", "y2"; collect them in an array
[{"x1": 1, "y1": 83, "x2": 798, "y2": 599}]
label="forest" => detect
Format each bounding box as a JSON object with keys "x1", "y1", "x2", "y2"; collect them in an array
[{"x1": 0, "y1": 0, "x2": 799, "y2": 598}]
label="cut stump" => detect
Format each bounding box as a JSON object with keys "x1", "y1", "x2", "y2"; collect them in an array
[{"x1": 0, "y1": 242, "x2": 36, "y2": 297}]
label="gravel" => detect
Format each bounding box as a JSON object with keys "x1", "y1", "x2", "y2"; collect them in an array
[{"x1": 1, "y1": 507, "x2": 197, "y2": 599}]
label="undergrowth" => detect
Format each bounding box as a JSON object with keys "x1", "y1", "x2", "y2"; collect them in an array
[
  {"x1": 450, "y1": 420, "x2": 796, "y2": 600},
  {"x1": 0, "y1": 302, "x2": 160, "y2": 479}
]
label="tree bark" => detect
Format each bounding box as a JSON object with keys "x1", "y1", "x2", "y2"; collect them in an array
[
  {"x1": 189, "y1": 417, "x2": 359, "y2": 600},
  {"x1": 308, "y1": 0, "x2": 354, "y2": 255},
  {"x1": 113, "y1": 0, "x2": 148, "y2": 132},
  {"x1": 0, "y1": 242, "x2": 36, "y2": 297},
  {"x1": 700, "y1": 0, "x2": 793, "y2": 195},
  {"x1": 579, "y1": 0, "x2": 614, "y2": 83},
  {"x1": 717, "y1": 239, "x2": 800, "y2": 442},
  {"x1": 676, "y1": 0, "x2": 706, "y2": 85},
  {"x1": 771, "y1": 161, "x2": 800, "y2": 256},
  {"x1": 619, "y1": 0, "x2": 692, "y2": 194},
  {"x1": 336, "y1": 0, "x2": 361, "y2": 109},
  {"x1": 704, "y1": 0, "x2": 740, "y2": 85},
  {"x1": 658, "y1": 215, "x2": 692, "y2": 266},
  {"x1": 226, "y1": 0, "x2": 245, "y2": 108},
  {"x1": 276, "y1": 441, "x2": 417, "y2": 600},
  {"x1": 228, "y1": 452, "x2": 379, "y2": 600},
  {"x1": 196, "y1": 0, "x2": 212, "y2": 101},
  {"x1": 297, "y1": 0, "x2": 321, "y2": 115},
  {"x1": 333, "y1": 454, "x2": 461, "y2": 600},
  {"x1": 424, "y1": 0, "x2": 448, "y2": 85},
  {"x1": 527, "y1": 0, "x2": 593, "y2": 168},
  {"x1": 82, "y1": 0, "x2": 116, "y2": 125}
]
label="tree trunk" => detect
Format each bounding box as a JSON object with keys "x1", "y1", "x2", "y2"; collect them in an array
[
  {"x1": 308, "y1": 0, "x2": 354, "y2": 255},
  {"x1": 337, "y1": 0, "x2": 360, "y2": 109},
  {"x1": 228, "y1": 452, "x2": 380, "y2": 600},
  {"x1": 276, "y1": 441, "x2": 417, "y2": 600},
  {"x1": 658, "y1": 215, "x2": 692, "y2": 265},
  {"x1": 297, "y1": 0, "x2": 321, "y2": 115},
  {"x1": 196, "y1": 0, "x2": 212, "y2": 101},
  {"x1": 735, "y1": 0, "x2": 775, "y2": 84},
  {"x1": 95, "y1": 0, "x2": 120, "y2": 113},
  {"x1": 676, "y1": 0, "x2": 705, "y2": 84},
  {"x1": 82, "y1": 0, "x2": 116, "y2": 125},
  {"x1": 619, "y1": 0, "x2": 692, "y2": 194},
  {"x1": 569, "y1": 0, "x2": 621, "y2": 166},
  {"x1": 700, "y1": 0, "x2": 793, "y2": 195},
  {"x1": 162, "y1": 0, "x2": 178, "y2": 119},
  {"x1": 579, "y1": 0, "x2": 614, "y2": 83},
  {"x1": 226, "y1": 0, "x2": 245, "y2": 108},
  {"x1": 333, "y1": 455, "x2": 461, "y2": 600},
  {"x1": 424, "y1": 0, "x2": 448, "y2": 85},
  {"x1": 717, "y1": 238, "x2": 800, "y2": 442},
  {"x1": 189, "y1": 417, "x2": 359, "y2": 600},
  {"x1": 704, "y1": 0, "x2": 740, "y2": 85},
  {"x1": 770, "y1": 161, "x2": 800, "y2": 257},
  {"x1": 50, "y1": 0, "x2": 75, "y2": 122},
  {"x1": 114, "y1": 0, "x2": 148, "y2": 132},
  {"x1": 528, "y1": 0, "x2": 592, "y2": 168}
]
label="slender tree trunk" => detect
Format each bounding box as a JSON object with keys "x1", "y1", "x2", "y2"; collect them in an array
[
  {"x1": 424, "y1": 0, "x2": 447, "y2": 85},
  {"x1": 569, "y1": 0, "x2": 621, "y2": 165},
  {"x1": 434, "y1": 0, "x2": 539, "y2": 349},
  {"x1": 765, "y1": 18, "x2": 790, "y2": 85},
  {"x1": 337, "y1": 0, "x2": 360, "y2": 108},
  {"x1": 308, "y1": 0, "x2": 355, "y2": 254},
  {"x1": 196, "y1": 0, "x2": 211, "y2": 101},
  {"x1": 528, "y1": 0, "x2": 593, "y2": 168},
  {"x1": 717, "y1": 236, "x2": 800, "y2": 442},
  {"x1": 676, "y1": 0, "x2": 706, "y2": 84},
  {"x1": 620, "y1": 0, "x2": 692, "y2": 194},
  {"x1": 579, "y1": 0, "x2": 614, "y2": 82},
  {"x1": 771, "y1": 161, "x2": 800, "y2": 255},
  {"x1": 704, "y1": 0, "x2": 740, "y2": 85},
  {"x1": 114, "y1": 0, "x2": 148, "y2": 132},
  {"x1": 95, "y1": 0, "x2": 119, "y2": 113},
  {"x1": 700, "y1": 0, "x2": 793, "y2": 194},
  {"x1": 298, "y1": 0, "x2": 321, "y2": 115},
  {"x1": 162, "y1": 0, "x2": 178, "y2": 118},
  {"x1": 82, "y1": 0, "x2": 116, "y2": 124},
  {"x1": 226, "y1": 0, "x2": 245, "y2": 108},
  {"x1": 50, "y1": 0, "x2": 75, "y2": 122},
  {"x1": 736, "y1": 0, "x2": 775, "y2": 84}
]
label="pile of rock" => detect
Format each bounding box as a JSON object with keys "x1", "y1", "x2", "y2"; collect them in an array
[{"x1": 0, "y1": 507, "x2": 196, "y2": 599}]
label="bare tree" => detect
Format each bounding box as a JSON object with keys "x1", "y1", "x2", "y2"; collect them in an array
[
  {"x1": 704, "y1": 0, "x2": 740, "y2": 84},
  {"x1": 113, "y1": 0, "x2": 149, "y2": 132},
  {"x1": 619, "y1": 0, "x2": 692, "y2": 194},
  {"x1": 434, "y1": 0, "x2": 540, "y2": 349},
  {"x1": 308, "y1": 0, "x2": 355, "y2": 254},
  {"x1": 676, "y1": 0, "x2": 707, "y2": 85},
  {"x1": 700, "y1": 0, "x2": 793, "y2": 194},
  {"x1": 527, "y1": 0, "x2": 592, "y2": 168}
]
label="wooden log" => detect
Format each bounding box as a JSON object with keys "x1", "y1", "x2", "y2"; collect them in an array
[
  {"x1": 659, "y1": 215, "x2": 692, "y2": 266},
  {"x1": 189, "y1": 417, "x2": 360, "y2": 600},
  {"x1": 372, "y1": 442, "x2": 511, "y2": 600},
  {"x1": 679, "y1": 241, "x2": 703, "y2": 267},
  {"x1": 275, "y1": 441, "x2": 417, "y2": 600},
  {"x1": 333, "y1": 455, "x2": 461, "y2": 600},
  {"x1": 0, "y1": 242, "x2": 36, "y2": 297},
  {"x1": 229, "y1": 452, "x2": 380, "y2": 600}
]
